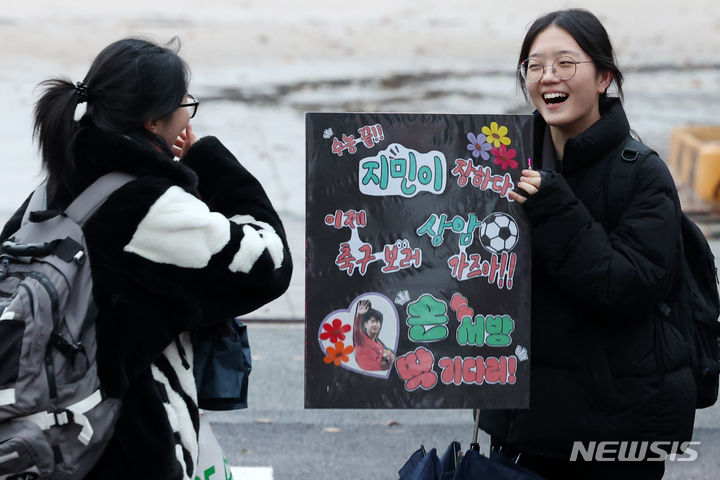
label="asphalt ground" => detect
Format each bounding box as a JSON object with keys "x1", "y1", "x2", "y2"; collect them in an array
[{"x1": 209, "y1": 323, "x2": 720, "y2": 479}]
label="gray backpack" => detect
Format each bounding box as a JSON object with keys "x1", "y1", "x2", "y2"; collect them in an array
[{"x1": 0, "y1": 173, "x2": 133, "y2": 480}]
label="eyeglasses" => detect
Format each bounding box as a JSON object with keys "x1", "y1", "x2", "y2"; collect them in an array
[
  {"x1": 179, "y1": 93, "x2": 199, "y2": 119},
  {"x1": 519, "y1": 56, "x2": 593, "y2": 82}
]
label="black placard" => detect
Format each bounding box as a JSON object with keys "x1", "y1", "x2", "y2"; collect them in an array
[{"x1": 306, "y1": 113, "x2": 533, "y2": 408}]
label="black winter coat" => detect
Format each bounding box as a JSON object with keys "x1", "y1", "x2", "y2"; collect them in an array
[
  {"x1": 1, "y1": 125, "x2": 293, "y2": 479},
  {"x1": 478, "y1": 98, "x2": 696, "y2": 459}
]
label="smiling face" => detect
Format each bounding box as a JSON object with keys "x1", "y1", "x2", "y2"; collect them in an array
[
  {"x1": 364, "y1": 316, "x2": 382, "y2": 338},
  {"x1": 526, "y1": 26, "x2": 612, "y2": 140}
]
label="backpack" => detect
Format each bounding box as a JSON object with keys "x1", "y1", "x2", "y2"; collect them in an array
[
  {"x1": 0, "y1": 173, "x2": 133, "y2": 479},
  {"x1": 606, "y1": 138, "x2": 720, "y2": 408}
]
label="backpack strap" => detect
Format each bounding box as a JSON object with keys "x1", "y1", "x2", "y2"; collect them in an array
[
  {"x1": 22, "y1": 173, "x2": 136, "y2": 227},
  {"x1": 13, "y1": 174, "x2": 135, "y2": 263},
  {"x1": 605, "y1": 139, "x2": 674, "y2": 316},
  {"x1": 65, "y1": 173, "x2": 135, "y2": 347},
  {"x1": 64, "y1": 172, "x2": 136, "y2": 225},
  {"x1": 22, "y1": 184, "x2": 50, "y2": 226},
  {"x1": 603, "y1": 137, "x2": 656, "y2": 231},
  {"x1": 21, "y1": 389, "x2": 104, "y2": 445}
]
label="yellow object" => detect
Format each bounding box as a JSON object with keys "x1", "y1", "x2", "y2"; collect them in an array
[{"x1": 668, "y1": 126, "x2": 720, "y2": 202}]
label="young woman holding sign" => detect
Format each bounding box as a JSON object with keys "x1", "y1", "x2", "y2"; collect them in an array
[{"x1": 479, "y1": 9, "x2": 696, "y2": 479}]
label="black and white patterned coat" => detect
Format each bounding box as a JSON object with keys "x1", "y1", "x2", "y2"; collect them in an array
[{"x1": 1, "y1": 125, "x2": 293, "y2": 479}]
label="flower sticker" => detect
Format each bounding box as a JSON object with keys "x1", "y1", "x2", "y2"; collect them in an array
[
  {"x1": 324, "y1": 341, "x2": 355, "y2": 366},
  {"x1": 466, "y1": 132, "x2": 492, "y2": 160},
  {"x1": 320, "y1": 318, "x2": 351, "y2": 343},
  {"x1": 491, "y1": 145, "x2": 518, "y2": 170},
  {"x1": 481, "y1": 122, "x2": 512, "y2": 148}
]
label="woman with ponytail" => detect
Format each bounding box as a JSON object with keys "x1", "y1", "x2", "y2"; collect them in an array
[{"x1": 2, "y1": 38, "x2": 293, "y2": 479}]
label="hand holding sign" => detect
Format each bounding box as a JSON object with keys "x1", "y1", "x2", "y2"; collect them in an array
[{"x1": 510, "y1": 169, "x2": 542, "y2": 204}]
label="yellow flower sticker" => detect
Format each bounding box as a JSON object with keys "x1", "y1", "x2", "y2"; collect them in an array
[{"x1": 481, "y1": 122, "x2": 512, "y2": 148}]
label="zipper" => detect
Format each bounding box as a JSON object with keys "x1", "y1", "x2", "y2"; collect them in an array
[
  {"x1": 8, "y1": 270, "x2": 61, "y2": 400},
  {"x1": 3, "y1": 264, "x2": 77, "y2": 400},
  {"x1": 17, "y1": 283, "x2": 34, "y2": 317},
  {"x1": 24, "y1": 271, "x2": 61, "y2": 400}
]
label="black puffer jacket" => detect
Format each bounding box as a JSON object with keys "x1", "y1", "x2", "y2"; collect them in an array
[
  {"x1": 478, "y1": 98, "x2": 696, "y2": 458},
  {"x1": 1, "y1": 125, "x2": 293, "y2": 479}
]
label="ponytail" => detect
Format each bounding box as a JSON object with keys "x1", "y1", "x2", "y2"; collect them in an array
[
  {"x1": 32, "y1": 38, "x2": 189, "y2": 198},
  {"x1": 33, "y1": 78, "x2": 86, "y2": 196}
]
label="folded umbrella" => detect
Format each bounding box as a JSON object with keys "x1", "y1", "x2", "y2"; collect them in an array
[
  {"x1": 399, "y1": 410, "x2": 546, "y2": 480},
  {"x1": 452, "y1": 448, "x2": 546, "y2": 480},
  {"x1": 398, "y1": 446, "x2": 442, "y2": 480},
  {"x1": 399, "y1": 446, "x2": 427, "y2": 479},
  {"x1": 440, "y1": 441, "x2": 462, "y2": 479}
]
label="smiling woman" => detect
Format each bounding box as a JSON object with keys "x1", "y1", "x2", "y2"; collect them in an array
[{"x1": 480, "y1": 8, "x2": 697, "y2": 480}]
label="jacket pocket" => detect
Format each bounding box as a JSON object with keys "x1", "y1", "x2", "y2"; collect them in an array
[
  {"x1": 0, "y1": 420, "x2": 55, "y2": 478},
  {"x1": 0, "y1": 319, "x2": 24, "y2": 389},
  {"x1": 655, "y1": 317, "x2": 692, "y2": 373}
]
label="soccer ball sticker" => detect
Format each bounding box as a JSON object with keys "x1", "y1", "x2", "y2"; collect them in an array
[{"x1": 479, "y1": 212, "x2": 519, "y2": 254}]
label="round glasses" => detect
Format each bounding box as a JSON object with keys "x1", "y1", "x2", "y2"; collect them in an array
[
  {"x1": 519, "y1": 56, "x2": 593, "y2": 82},
  {"x1": 179, "y1": 93, "x2": 199, "y2": 119}
]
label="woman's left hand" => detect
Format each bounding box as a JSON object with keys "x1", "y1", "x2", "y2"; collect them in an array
[{"x1": 509, "y1": 169, "x2": 542, "y2": 204}]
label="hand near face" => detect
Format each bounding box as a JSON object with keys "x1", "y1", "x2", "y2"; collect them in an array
[
  {"x1": 173, "y1": 124, "x2": 197, "y2": 159},
  {"x1": 509, "y1": 169, "x2": 542, "y2": 204}
]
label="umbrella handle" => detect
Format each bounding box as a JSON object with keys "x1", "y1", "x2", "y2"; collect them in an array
[{"x1": 470, "y1": 408, "x2": 480, "y2": 452}]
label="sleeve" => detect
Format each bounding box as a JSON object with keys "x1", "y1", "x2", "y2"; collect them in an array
[
  {"x1": 355, "y1": 341, "x2": 382, "y2": 371},
  {"x1": 86, "y1": 136, "x2": 293, "y2": 330},
  {"x1": 522, "y1": 156, "x2": 681, "y2": 315},
  {"x1": 353, "y1": 312, "x2": 366, "y2": 348},
  {"x1": 180, "y1": 136, "x2": 293, "y2": 318}
]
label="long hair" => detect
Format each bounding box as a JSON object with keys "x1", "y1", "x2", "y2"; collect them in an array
[
  {"x1": 517, "y1": 9, "x2": 623, "y2": 102},
  {"x1": 33, "y1": 37, "x2": 189, "y2": 195}
]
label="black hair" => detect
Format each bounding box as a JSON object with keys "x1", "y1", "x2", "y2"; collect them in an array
[
  {"x1": 517, "y1": 9, "x2": 623, "y2": 102},
  {"x1": 362, "y1": 308, "x2": 383, "y2": 328},
  {"x1": 33, "y1": 37, "x2": 189, "y2": 194}
]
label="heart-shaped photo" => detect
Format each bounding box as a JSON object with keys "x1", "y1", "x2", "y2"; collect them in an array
[{"x1": 318, "y1": 293, "x2": 400, "y2": 379}]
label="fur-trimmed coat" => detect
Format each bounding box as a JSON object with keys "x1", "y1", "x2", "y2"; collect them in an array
[{"x1": 1, "y1": 125, "x2": 293, "y2": 479}]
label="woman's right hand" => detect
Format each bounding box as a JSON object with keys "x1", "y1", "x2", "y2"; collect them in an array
[
  {"x1": 509, "y1": 169, "x2": 542, "y2": 204},
  {"x1": 173, "y1": 123, "x2": 197, "y2": 159}
]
